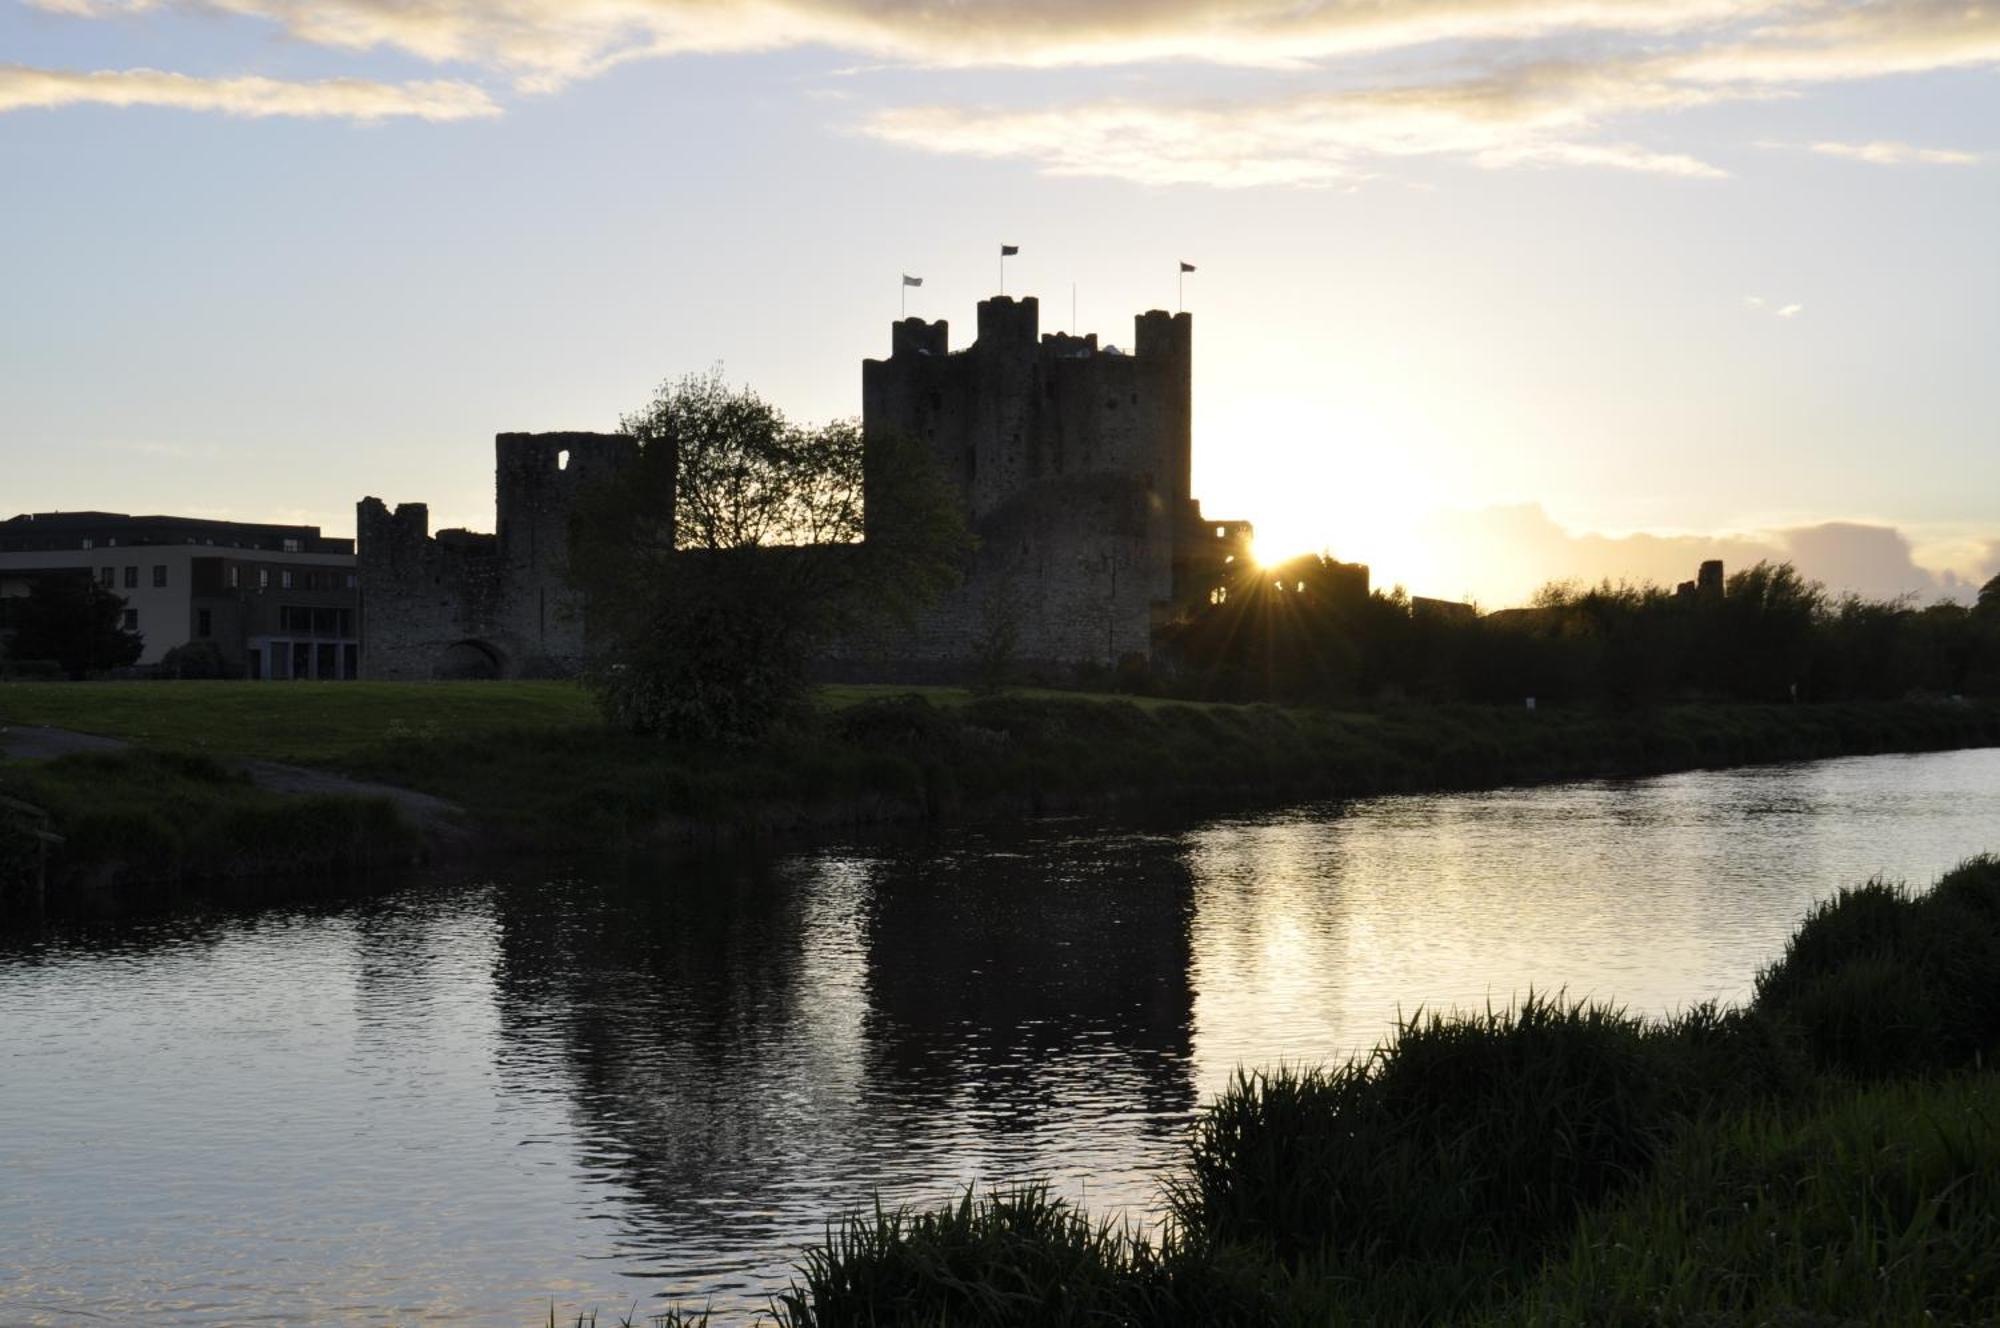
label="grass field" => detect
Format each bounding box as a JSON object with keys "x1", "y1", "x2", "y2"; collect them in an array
[
  {"x1": 0, "y1": 681, "x2": 1242, "y2": 767},
  {"x1": 0, "y1": 747, "x2": 416, "y2": 892},
  {"x1": 6, "y1": 681, "x2": 1998, "y2": 864},
  {"x1": 0, "y1": 680, "x2": 601, "y2": 764}
]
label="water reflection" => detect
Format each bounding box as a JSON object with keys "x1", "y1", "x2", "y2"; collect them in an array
[
  {"x1": 474, "y1": 828, "x2": 1199, "y2": 1305},
  {"x1": 1, "y1": 748, "x2": 1995, "y2": 1325}
]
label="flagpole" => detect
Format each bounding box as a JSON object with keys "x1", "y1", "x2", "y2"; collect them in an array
[
  {"x1": 1179, "y1": 265, "x2": 1184, "y2": 314},
  {"x1": 901, "y1": 277, "x2": 907, "y2": 319}
]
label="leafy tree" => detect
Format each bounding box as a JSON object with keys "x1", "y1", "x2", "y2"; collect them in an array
[
  {"x1": 570, "y1": 369, "x2": 969, "y2": 742},
  {"x1": 158, "y1": 639, "x2": 232, "y2": 679},
  {"x1": 7, "y1": 573, "x2": 144, "y2": 679}
]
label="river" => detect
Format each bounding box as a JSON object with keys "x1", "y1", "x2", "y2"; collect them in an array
[{"x1": 3, "y1": 747, "x2": 1996, "y2": 1324}]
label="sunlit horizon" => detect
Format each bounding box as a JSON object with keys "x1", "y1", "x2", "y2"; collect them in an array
[{"x1": 4, "y1": 0, "x2": 1997, "y2": 611}]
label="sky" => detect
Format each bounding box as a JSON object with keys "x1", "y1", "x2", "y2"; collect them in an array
[{"x1": 3, "y1": 0, "x2": 1997, "y2": 608}]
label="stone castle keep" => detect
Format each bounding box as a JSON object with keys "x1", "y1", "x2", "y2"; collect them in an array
[{"x1": 357, "y1": 297, "x2": 1249, "y2": 680}]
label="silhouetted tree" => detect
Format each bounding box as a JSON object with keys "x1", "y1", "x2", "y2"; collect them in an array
[
  {"x1": 1708, "y1": 562, "x2": 1823, "y2": 701},
  {"x1": 7, "y1": 573, "x2": 143, "y2": 679},
  {"x1": 570, "y1": 369, "x2": 969, "y2": 742},
  {"x1": 1166, "y1": 554, "x2": 2000, "y2": 708}
]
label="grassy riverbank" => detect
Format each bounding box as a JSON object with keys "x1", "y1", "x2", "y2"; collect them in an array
[
  {"x1": 0, "y1": 749, "x2": 416, "y2": 893},
  {"x1": 5, "y1": 682, "x2": 2000, "y2": 856},
  {"x1": 751, "y1": 856, "x2": 2000, "y2": 1326}
]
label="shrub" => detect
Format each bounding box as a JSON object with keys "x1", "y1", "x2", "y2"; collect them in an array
[
  {"x1": 1754, "y1": 857, "x2": 2000, "y2": 1077},
  {"x1": 156, "y1": 639, "x2": 232, "y2": 679},
  {"x1": 1173, "y1": 995, "x2": 1688, "y2": 1281},
  {"x1": 1510, "y1": 1073, "x2": 2000, "y2": 1326},
  {"x1": 775, "y1": 1187, "x2": 1174, "y2": 1328}
]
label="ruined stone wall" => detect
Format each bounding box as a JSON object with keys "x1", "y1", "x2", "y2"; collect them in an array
[
  {"x1": 493, "y1": 432, "x2": 639, "y2": 670},
  {"x1": 357, "y1": 431, "x2": 636, "y2": 680}
]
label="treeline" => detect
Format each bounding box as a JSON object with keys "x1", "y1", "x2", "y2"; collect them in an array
[{"x1": 1162, "y1": 556, "x2": 2000, "y2": 707}]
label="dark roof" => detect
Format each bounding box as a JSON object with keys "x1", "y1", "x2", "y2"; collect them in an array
[{"x1": 1, "y1": 511, "x2": 352, "y2": 556}]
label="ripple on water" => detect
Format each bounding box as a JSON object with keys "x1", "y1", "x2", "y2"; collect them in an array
[{"x1": 2, "y1": 747, "x2": 1995, "y2": 1324}]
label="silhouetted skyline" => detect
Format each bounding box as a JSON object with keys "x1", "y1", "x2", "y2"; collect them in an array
[{"x1": 3, "y1": 1, "x2": 1996, "y2": 606}]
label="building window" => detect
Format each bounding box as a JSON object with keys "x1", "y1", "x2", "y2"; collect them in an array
[
  {"x1": 282, "y1": 538, "x2": 301, "y2": 553},
  {"x1": 344, "y1": 573, "x2": 357, "y2": 590},
  {"x1": 100, "y1": 567, "x2": 116, "y2": 587},
  {"x1": 123, "y1": 566, "x2": 137, "y2": 589},
  {"x1": 197, "y1": 609, "x2": 212, "y2": 638},
  {"x1": 259, "y1": 569, "x2": 270, "y2": 591},
  {"x1": 122, "y1": 609, "x2": 138, "y2": 630},
  {"x1": 152, "y1": 565, "x2": 167, "y2": 588},
  {"x1": 281, "y1": 570, "x2": 294, "y2": 590},
  {"x1": 81, "y1": 538, "x2": 93, "y2": 550},
  {"x1": 228, "y1": 566, "x2": 240, "y2": 589}
]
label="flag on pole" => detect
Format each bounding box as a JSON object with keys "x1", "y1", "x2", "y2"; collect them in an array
[
  {"x1": 902, "y1": 275, "x2": 923, "y2": 287},
  {"x1": 1180, "y1": 261, "x2": 1197, "y2": 273},
  {"x1": 1000, "y1": 244, "x2": 1020, "y2": 256}
]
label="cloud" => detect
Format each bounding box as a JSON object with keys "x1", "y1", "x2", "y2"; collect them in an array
[
  {"x1": 1408, "y1": 503, "x2": 1992, "y2": 607},
  {"x1": 0, "y1": 64, "x2": 499, "y2": 120},
  {"x1": 20, "y1": 2, "x2": 2000, "y2": 182},
  {"x1": 31, "y1": 0, "x2": 2000, "y2": 87},
  {"x1": 1743, "y1": 294, "x2": 1805, "y2": 318},
  {"x1": 1808, "y1": 139, "x2": 1978, "y2": 165},
  {"x1": 862, "y1": 64, "x2": 1735, "y2": 187},
  {"x1": 26, "y1": 0, "x2": 1770, "y2": 85},
  {"x1": 1671, "y1": 0, "x2": 2000, "y2": 86}
]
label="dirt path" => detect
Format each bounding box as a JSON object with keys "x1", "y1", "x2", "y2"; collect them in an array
[{"x1": 0, "y1": 723, "x2": 467, "y2": 846}]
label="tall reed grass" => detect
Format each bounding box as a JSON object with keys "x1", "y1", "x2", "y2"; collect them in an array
[{"x1": 759, "y1": 856, "x2": 2000, "y2": 1327}]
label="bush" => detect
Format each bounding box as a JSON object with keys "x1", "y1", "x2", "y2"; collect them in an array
[
  {"x1": 1173, "y1": 995, "x2": 1689, "y2": 1280},
  {"x1": 1511, "y1": 1073, "x2": 2000, "y2": 1326},
  {"x1": 1754, "y1": 857, "x2": 2000, "y2": 1077},
  {"x1": 156, "y1": 639, "x2": 232, "y2": 679},
  {"x1": 0, "y1": 655, "x2": 64, "y2": 681}
]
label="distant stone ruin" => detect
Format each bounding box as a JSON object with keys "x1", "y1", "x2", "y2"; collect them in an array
[
  {"x1": 355, "y1": 297, "x2": 1247, "y2": 681},
  {"x1": 356, "y1": 432, "x2": 635, "y2": 680}
]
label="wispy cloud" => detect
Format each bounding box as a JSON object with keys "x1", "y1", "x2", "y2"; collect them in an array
[
  {"x1": 1744, "y1": 294, "x2": 1805, "y2": 318},
  {"x1": 862, "y1": 65, "x2": 1735, "y2": 187},
  {"x1": 0, "y1": 64, "x2": 499, "y2": 120},
  {"x1": 18, "y1": 2, "x2": 2000, "y2": 182},
  {"x1": 24, "y1": 0, "x2": 1771, "y2": 85},
  {"x1": 1808, "y1": 139, "x2": 1978, "y2": 165}
]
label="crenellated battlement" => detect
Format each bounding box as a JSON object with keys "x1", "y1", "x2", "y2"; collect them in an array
[
  {"x1": 891, "y1": 317, "x2": 949, "y2": 358},
  {"x1": 1134, "y1": 309, "x2": 1192, "y2": 361}
]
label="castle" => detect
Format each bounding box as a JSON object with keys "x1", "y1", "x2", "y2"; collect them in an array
[
  {"x1": 854, "y1": 296, "x2": 1248, "y2": 675},
  {"x1": 356, "y1": 296, "x2": 1248, "y2": 681}
]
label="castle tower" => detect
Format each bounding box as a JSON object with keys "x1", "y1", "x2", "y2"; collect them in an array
[{"x1": 856, "y1": 294, "x2": 1216, "y2": 674}]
